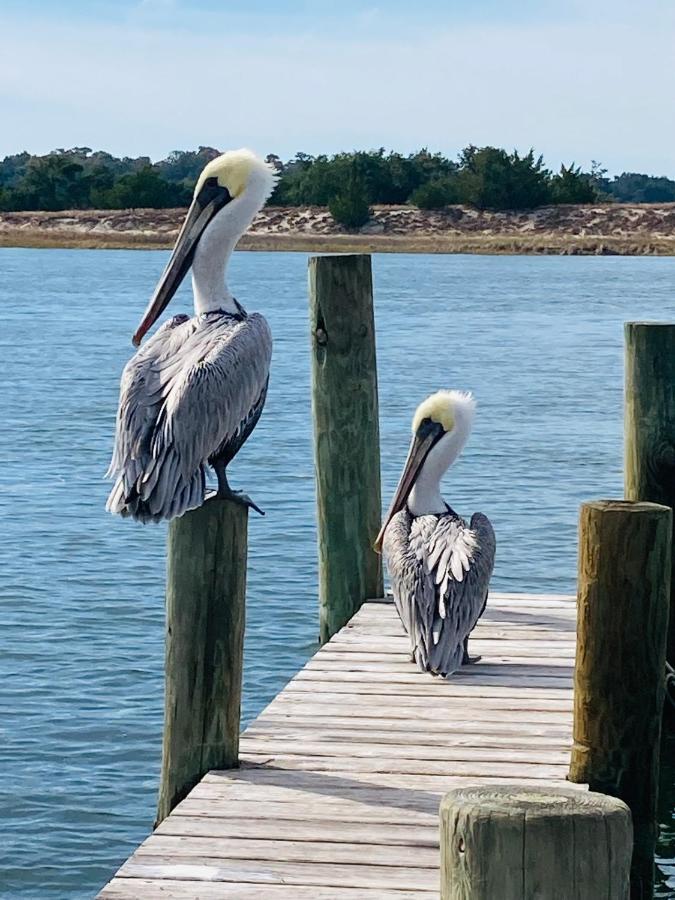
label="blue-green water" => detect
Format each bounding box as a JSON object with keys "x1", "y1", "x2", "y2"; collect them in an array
[{"x1": 1, "y1": 248, "x2": 674, "y2": 898}]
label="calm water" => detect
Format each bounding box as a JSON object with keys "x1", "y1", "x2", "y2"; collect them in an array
[{"x1": 1, "y1": 248, "x2": 675, "y2": 898}]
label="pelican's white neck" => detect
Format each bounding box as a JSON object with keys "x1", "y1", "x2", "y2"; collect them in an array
[
  {"x1": 191, "y1": 169, "x2": 270, "y2": 316},
  {"x1": 407, "y1": 409, "x2": 473, "y2": 517}
]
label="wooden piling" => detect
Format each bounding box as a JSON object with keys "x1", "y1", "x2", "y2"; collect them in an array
[
  {"x1": 624, "y1": 322, "x2": 675, "y2": 665},
  {"x1": 569, "y1": 499, "x2": 671, "y2": 899},
  {"x1": 156, "y1": 497, "x2": 247, "y2": 825},
  {"x1": 308, "y1": 254, "x2": 383, "y2": 643},
  {"x1": 440, "y1": 784, "x2": 632, "y2": 899}
]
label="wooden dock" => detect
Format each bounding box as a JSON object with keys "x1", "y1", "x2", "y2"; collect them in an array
[{"x1": 100, "y1": 591, "x2": 579, "y2": 899}]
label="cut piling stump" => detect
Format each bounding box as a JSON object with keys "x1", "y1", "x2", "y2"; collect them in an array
[{"x1": 440, "y1": 784, "x2": 632, "y2": 899}]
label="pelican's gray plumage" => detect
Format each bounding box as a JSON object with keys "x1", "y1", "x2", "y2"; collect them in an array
[
  {"x1": 106, "y1": 149, "x2": 276, "y2": 523},
  {"x1": 375, "y1": 391, "x2": 496, "y2": 676}
]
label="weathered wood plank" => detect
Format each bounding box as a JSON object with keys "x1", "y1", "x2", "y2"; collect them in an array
[
  {"x1": 302, "y1": 657, "x2": 574, "y2": 676},
  {"x1": 294, "y1": 668, "x2": 574, "y2": 691},
  {"x1": 263, "y1": 698, "x2": 574, "y2": 720},
  {"x1": 116, "y1": 857, "x2": 439, "y2": 891},
  {"x1": 248, "y1": 713, "x2": 573, "y2": 734},
  {"x1": 156, "y1": 815, "x2": 440, "y2": 846},
  {"x1": 240, "y1": 739, "x2": 570, "y2": 764},
  {"x1": 174, "y1": 797, "x2": 439, "y2": 825},
  {"x1": 238, "y1": 753, "x2": 568, "y2": 779},
  {"x1": 198, "y1": 773, "x2": 580, "y2": 795},
  {"x1": 282, "y1": 682, "x2": 574, "y2": 705},
  {"x1": 243, "y1": 726, "x2": 572, "y2": 748},
  {"x1": 135, "y1": 834, "x2": 439, "y2": 867},
  {"x1": 101, "y1": 880, "x2": 436, "y2": 899}
]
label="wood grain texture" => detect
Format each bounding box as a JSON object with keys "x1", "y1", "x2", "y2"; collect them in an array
[
  {"x1": 101, "y1": 594, "x2": 581, "y2": 898},
  {"x1": 440, "y1": 785, "x2": 632, "y2": 900},
  {"x1": 308, "y1": 254, "x2": 383, "y2": 642},
  {"x1": 156, "y1": 497, "x2": 247, "y2": 825},
  {"x1": 624, "y1": 322, "x2": 675, "y2": 665},
  {"x1": 100, "y1": 880, "x2": 437, "y2": 899},
  {"x1": 117, "y1": 856, "x2": 439, "y2": 890},
  {"x1": 569, "y1": 499, "x2": 671, "y2": 899}
]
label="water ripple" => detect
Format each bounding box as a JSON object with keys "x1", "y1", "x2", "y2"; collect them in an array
[{"x1": 1, "y1": 249, "x2": 674, "y2": 897}]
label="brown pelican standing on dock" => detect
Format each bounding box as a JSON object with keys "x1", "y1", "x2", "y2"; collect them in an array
[
  {"x1": 106, "y1": 149, "x2": 276, "y2": 523},
  {"x1": 375, "y1": 391, "x2": 496, "y2": 676}
]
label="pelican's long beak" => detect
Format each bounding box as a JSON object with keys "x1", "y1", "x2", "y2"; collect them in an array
[
  {"x1": 132, "y1": 180, "x2": 232, "y2": 346},
  {"x1": 374, "y1": 419, "x2": 445, "y2": 553}
]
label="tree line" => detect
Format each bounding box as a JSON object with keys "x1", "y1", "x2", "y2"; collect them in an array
[{"x1": 1, "y1": 146, "x2": 674, "y2": 228}]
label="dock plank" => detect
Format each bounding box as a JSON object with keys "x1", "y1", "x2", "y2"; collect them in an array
[{"x1": 99, "y1": 592, "x2": 579, "y2": 898}]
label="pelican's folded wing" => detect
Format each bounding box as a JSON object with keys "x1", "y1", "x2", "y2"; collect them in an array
[
  {"x1": 157, "y1": 313, "x2": 272, "y2": 483},
  {"x1": 106, "y1": 314, "x2": 194, "y2": 484},
  {"x1": 420, "y1": 512, "x2": 496, "y2": 674},
  {"x1": 106, "y1": 312, "x2": 272, "y2": 523}
]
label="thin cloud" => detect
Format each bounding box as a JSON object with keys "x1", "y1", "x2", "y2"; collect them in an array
[{"x1": 0, "y1": 8, "x2": 673, "y2": 175}]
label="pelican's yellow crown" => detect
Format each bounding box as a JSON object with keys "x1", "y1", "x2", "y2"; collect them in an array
[
  {"x1": 194, "y1": 148, "x2": 277, "y2": 200},
  {"x1": 412, "y1": 390, "x2": 476, "y2": 435}
]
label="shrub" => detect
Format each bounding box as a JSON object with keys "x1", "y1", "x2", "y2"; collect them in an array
[
  {"x1": 550, "y1": 164, "x2": 598, "y2": 204},
  {"x1": 410, "y1": 177, "x2": 460, "y2": 209},
  {"x1": 455, "y1": 146, "x2": 552, "y2": 210},
  {"x1": 329, "y1": 190, "x2": 371, "y2": 228},
  {"x1": 328, "y1": 166, "x2": 371, "y2": 228}
]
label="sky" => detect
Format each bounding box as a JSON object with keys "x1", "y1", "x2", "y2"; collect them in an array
[{"x1": 1, "y1": 0, "x2": 674, "y2": 175}]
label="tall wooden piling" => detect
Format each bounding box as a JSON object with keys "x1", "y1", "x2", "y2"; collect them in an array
[
  {"x1": 569, "y1": 499, "x2": 671, "y2": 899},
  {"x1": 156, "y1": 497, "x2": 247, "y2": 825},
  {"x1": 625, "y1": 322, "x2": 675, "y2": 664},
  {"x1": 440, "y1": 785, "x2": 632, "y2": 899},
  {"x1": 308, "y1": 254, "x2": 383, "y2": 643}
]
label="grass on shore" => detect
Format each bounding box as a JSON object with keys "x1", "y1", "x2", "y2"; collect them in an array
[{"x1": 0, "y1": 230, "x2": 674, "y2": 255}]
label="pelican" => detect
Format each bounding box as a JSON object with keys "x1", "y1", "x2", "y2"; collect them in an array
[
  {"x1": 106, "y1": 149, "x2": 276, "y2": 523},
  {"x1": 375, "y1": 391, "x2": 496, "y2": 676}
]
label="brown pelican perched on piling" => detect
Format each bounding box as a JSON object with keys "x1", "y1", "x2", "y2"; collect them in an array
[
  {"x1": 375, "y1": 391, "x2": 496, "y2": 676},
  {"x1": 106, "y1": 149, "x2": 276, "y2": 523}
]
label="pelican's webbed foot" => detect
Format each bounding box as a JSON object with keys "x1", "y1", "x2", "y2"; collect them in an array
[
  {"x1": 223, "y1": 489, "x2": 265, "y2": 516},
  {"x1": 213, "y1": 465, "x2": 265, "y2": 516}
]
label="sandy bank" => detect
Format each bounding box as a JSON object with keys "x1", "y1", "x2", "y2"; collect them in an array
[{"x1": 1, "y1": 203, "x2": 674, "y2": 255}]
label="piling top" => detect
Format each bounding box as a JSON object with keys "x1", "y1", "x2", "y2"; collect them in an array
[
  {"x1": 625, "y1": 321, "x2": 675, "y2": 329},
  {"x1": 440, "y1": 784, "x2": 630, "y2": 818},
  {"x1": 310, "y1": 253, "x2": 372, "y2": 262},
  {"x1": 583, "y1": 499, "x2": 672, "y2": 516}
]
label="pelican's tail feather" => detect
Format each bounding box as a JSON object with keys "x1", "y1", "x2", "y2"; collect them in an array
[{"x1": 106, "y1": 460, "x2": 206, "y2": 524}]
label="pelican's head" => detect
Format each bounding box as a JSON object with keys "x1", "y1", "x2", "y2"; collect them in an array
[
  {"x1": 374, "y1": 390, "x2": 475, "y2": 552},
  {"x1": 132, "y1": 149, "x2": 276, "y2": 346},
  {"x1": 191, "y1": 149, "x2": 278, "y2": 209}
]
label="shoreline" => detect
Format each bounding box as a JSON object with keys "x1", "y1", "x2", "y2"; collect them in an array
[{"x1": 1, "y1": 203, "x2": 674, "y2": 255}]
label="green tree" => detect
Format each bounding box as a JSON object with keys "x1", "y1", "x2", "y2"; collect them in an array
[
  {"x1": 455, "y1": 146, "x2": 552, "y2": 210},
  {"x1": 328, "y1": 165, "x2": 371, "y2": 228},
  {"x1": 603, "y1": 172, "x2": 675, "y2": 203},
  {"x1": 99, "y1": 167, "x2": 190, "y2": 209},
  {"x1": 410, "y1": 177, "x2": 461, "y2": 209},
  {"x1": 550, "y1": 164, "x2": 598, "y2": 204},
  {"x1": 154, "y1": 147, "x2": 220, "y2": 186},
  {"x1": 20, "y1": 155, "x2": 89, "y2": 209}
]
